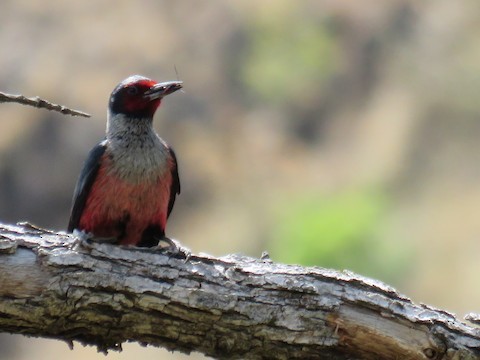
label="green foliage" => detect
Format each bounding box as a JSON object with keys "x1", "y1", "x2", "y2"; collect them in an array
[
  {"x1": 242, "y1": 6, "x2": 339, "y2": 104},
  {"x1": 270, "y1": 188, "x2": 411, "y2": 284}
]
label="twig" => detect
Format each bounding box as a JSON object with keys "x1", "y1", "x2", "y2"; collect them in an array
[{"x1": 0, "y1": 91, "x2": 90, "y2": 118}]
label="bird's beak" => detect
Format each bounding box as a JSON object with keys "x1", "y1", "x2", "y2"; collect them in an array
[{"x1": 144, "y1": 81, "x2": 183, "y2": 101}]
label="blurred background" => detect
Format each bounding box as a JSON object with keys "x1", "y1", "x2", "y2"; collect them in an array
[{"x1": 1, "y1": 0, "x2": 480, "y2": 359}]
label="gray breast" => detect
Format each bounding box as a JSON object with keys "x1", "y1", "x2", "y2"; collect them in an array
[{"x1": 106, "y1": 116, "x2": 170, "y2": 183}]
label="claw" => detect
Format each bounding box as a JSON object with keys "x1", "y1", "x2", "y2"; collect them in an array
[
  {"x1": 71, "y1": 229, "x2": 118, "y2": 250},
  {"x1": 151, "y1": 236, "x2": 191, "y2": 260}
]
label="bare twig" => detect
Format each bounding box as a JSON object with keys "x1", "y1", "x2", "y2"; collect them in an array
[{"x1": 0, "y1": 92, "x2": 90, "y2": 118}]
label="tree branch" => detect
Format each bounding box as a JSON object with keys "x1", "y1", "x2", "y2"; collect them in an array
[
  {"x1": 0, "y1": 222, "x2": 478, "y2": 359},
  {"x1": 0, "y1": 92, "x2": 90, "y2": 117}
]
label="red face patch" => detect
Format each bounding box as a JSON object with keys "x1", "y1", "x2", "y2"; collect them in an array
[
  {"x1": 122, "y1": 80, "x2": 160, "y2": 115},
  {"x1": 110, "y1": 77, "x2": 161, "y2": 118}
]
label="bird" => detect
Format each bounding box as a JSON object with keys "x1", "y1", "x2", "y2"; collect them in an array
[{"x1": 68, "y1": 75, "x2": 182, "y2": 249}]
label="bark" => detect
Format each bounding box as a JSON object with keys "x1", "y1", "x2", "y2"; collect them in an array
[{"x1": 0, "y1": 222, "x2": 479, "y2": 360}]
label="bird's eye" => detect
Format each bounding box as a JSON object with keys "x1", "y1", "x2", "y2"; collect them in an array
[{"x1": 127, "y1": 86, "x2": 138, "y2": 95}]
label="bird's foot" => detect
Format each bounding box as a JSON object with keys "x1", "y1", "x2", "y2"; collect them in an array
[
  {"x1": 151, "y1": 236, "x2": 191, "y2": 260},
  {"x1": 71, "y1": 229, "x2": 117, "y2": 250}
]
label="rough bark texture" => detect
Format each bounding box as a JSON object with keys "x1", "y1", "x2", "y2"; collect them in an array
[{"x1": 0, "y1": 222, "x2": 479, "y2": 359}]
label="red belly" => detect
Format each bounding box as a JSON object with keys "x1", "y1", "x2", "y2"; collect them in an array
[{"x1": 79, "y1": 161, "x2": 172, "y2": 245}]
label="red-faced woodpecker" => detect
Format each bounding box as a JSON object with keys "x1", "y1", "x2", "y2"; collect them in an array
[{"x1": 68, "y1": 75, "x2": 182, "y2": 248}]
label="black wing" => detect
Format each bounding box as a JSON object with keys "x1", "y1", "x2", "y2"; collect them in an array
[
  {"x1": 167, "y1": 147, "x2": 181, "y2": 218},
  {"x1": 67, "y1": 140, "x2": 107, "y2": 232}
]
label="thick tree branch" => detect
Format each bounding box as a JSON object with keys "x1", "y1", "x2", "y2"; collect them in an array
[
  {"x1": 0, "y1": 92, "x2": 90, "y2": 117},
  {"x1": 0, "y1": 222, "x2": 479, "y2": 359}
]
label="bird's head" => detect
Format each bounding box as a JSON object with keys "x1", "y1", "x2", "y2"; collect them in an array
[{"x1": 109, "y1": 75, "x2": 183, "y2": 119}]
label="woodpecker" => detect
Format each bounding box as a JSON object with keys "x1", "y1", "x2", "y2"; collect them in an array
[{"x1": 68, "y1": 75, "x2": 182, "y2": 248}]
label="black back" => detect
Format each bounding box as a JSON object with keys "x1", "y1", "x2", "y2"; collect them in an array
[{"x1": 167, "y1": 147, "x2": 181, "y2": 218}]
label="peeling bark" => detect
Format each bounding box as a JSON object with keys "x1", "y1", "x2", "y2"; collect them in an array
[{"x1": 0, "y1": 222, "x2": 479, "y2": 359}]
